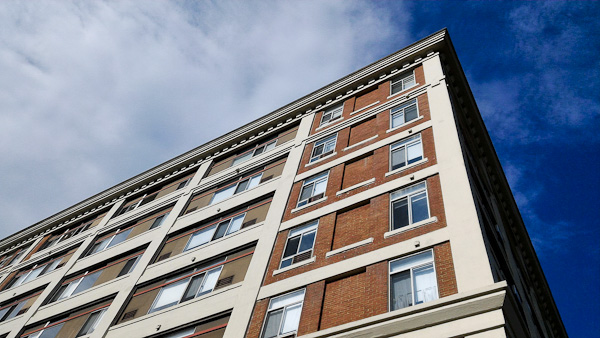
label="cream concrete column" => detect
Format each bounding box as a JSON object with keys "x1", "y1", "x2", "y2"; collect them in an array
[
  {"x1": 422, "y1": 54, "x2": 494, "y2": 292},
  {"x1": 223, "y1": 114, "x2": 315, "y2": 338}
]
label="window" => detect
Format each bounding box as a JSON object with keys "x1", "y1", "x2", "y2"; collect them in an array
[
  {"x1": 7, "y1": 259, "x2": 61, "y2": 289},
  {"x1": 232, "y1": 140, "x2": 277, "y2": 167},
  {"x1": 149, "y1": 213, "x2": 168, "y2": 230},
  {"x1": 297, "y1": 172, "x2": 328, "y2": 207},
  {"x1": 390, "y1": 182, "x2": 430, "y2": 230},
  {"x1": 310, "y1": 134, "x2": 337, "y2": 163},
  {"x1": 210, "y1": 173, "x2": 262, "y2": 205},
  {"x1": 87, "y1": 228, "x2": 133, "y2": 256},
  {"x1": 280, "y1": 221, "x2": 317, "y2": 268},
  {"x1": 75, "y1": 309, "x2": 106, "y2": 337},
  {"x1": 148, "y1": 264, "x2": 224, "y2": 314},
  {"x1": 0, "y1": 291, "x2": 40, "y2": 322},
  {"x1": 261, "y1": 289, "x2": 305, "y2": 338},
  {"x1": 161, "y1": 327, "x2": 195, "y2": 338},
  {"x1": 390, "y1": 71, "x2": 416, "y2": 95},
  {"x1": 319, "y1": 103, "x2": 343, "y2": 126},
  {"x1": 184, "y1": 213, "x2": 246, "y2": 252},
  {"x1": 389, "y1": 250, "x2": 438, "y2": 310},
  {"x1": 390, "y1": 99, "x2": 418, "y2": 128},
  {"x1": 390, "y1": 134, "x2": 423, "y2": 171}
]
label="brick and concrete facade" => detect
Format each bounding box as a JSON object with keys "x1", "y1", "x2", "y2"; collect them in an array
[{"x1": 0, "y1": 30, "x2": 566, "y2": 338}]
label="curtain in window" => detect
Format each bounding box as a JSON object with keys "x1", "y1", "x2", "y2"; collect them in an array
[{"x1": 390, "y1": 270, "x2": 412, "y2": 310}]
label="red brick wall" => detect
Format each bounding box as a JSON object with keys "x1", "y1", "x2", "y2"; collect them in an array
[
  {"x1": 332, "y1": 202, "x2": 373, "y2": 251},
  {"x1": 341, "y1": 153, "x2": 374, "y2": 190},
  {"x1": 434, "y1": 242, "x2": 459, "y2": 297},
  {"x1": 348, "y1": 116, "x2": 377, "y2": 147}
]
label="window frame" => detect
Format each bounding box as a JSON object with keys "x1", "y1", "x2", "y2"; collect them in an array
[
  {"x1": 260, "y1": 289, "x2": 306, "y2": 338},
  {"x1": 310, "y1": 134, "x2": 337, "y2": 163},
  {"x1": 297, "y1": 171, "x2": 329, "y2": 207},
  {"x1": 390, "y1": 70, "x2": 416, "y2": 95},
  {"x1": 390, "y1": 98, "x2": 419, "y2": 129},
  {"x1": 210, "y1": 172, "x2": 263, "y2": 205},
  {"x1": 388, "y1": 249, "x2": 438, "y2": 311},
  {"x1": 389, "y1": 181, "x2": 431, "y2": 231},
  {"x1": 319, "y1": 103, "x2": 344, "y2": 127},
  {"x1": 75, "y1": 308, "x2": 106, "y2": 337},
  {"x1": 279, "y1": 221, "x2": 318, "y2": 269},
  {"x1": 231, "y1": 139, "x2": 278, "y2": 167},
  {"x1": 184, "y1": 212, "x2": 247, "y2": 253},
  {"x1": 389, "y1": 134, "x2": 423, "y2": 171}
]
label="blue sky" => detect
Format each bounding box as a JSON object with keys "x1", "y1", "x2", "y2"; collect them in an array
[{"x1": 0, "y1": 1, "x2": 597, "y2": 336}]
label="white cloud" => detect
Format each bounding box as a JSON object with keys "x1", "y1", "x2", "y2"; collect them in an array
[{"x1": 0, "y1": 1, "x2": 407, "y2": 237}]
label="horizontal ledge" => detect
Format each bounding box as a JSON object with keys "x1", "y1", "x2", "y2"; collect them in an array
[
  {"x1": 326, "y1": 238, "x2": 374, "y2": 258},
  {"x1": 273, "y1": 256, "x2": 316, "y2": 276},
  {"x1": 315, "y1": 117, "x2": 345, "y2": 132},
  {"x1": 343, "y1": 135, "x2": 379, "y2": 152},
  {"x1": 384, "y1": 216, "x2": 438, "y2": 238},
  {"x1": 385, "y1": 116, "x2": 425, "y2": 133},
  {"x1": 336, "y1": 178, "x2": 376, "y2": 196},
  {"x1": 384, "y1": 158, "x2": 429, "y2": 177},
  {"x1": 350, "y1": 101, "x2": 380, "y2": 116},
  {"x1": 305, "y1": 152, "x2": 337, "y2": 167}
]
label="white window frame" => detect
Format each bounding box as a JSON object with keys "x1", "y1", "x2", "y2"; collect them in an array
[
  {"x1": 88, "y1": 227, "x2": 133, "y2": 256},
  {"x1": 75, "y1": 308, "x2": 106, "y2": 337},
  {"x1": 389, "y1": 134, "x2": 423, "y2": 171},
  {"x1": 184, "y1": 212, "x2": 246, "y2": 252},
  {"x1": 232, "y1": 139, "x2": 277, "y2": 167},
  {"x1": 297, "y1": 171, "x2": 329, "y2": 207},
  {"x1": 260, "y1": 289, "x2": 306, "y2": 338},
  {"x1": 279, "y1": 221, "x2": 318, "y2": 268},
  {"x1": 390, "y1": 99, "x2": 419, "y2": 129},
  {"x1": 389, "y1": 181, "x2": 430, "y2": 231},
  {"x1": 390, "y1": 70, "x2": 416, "y2": 95},
  {"x1": 388, "y1": 250, "x2": 438, "y2": 311},
  {"x1": 148, "y1": 265, "x2": 224, "y2": 314},
  {"x1": 319, "y1": 103, "x2": 344, "y2": 126},
  {"x1": 310, "y1": 134, "x2": 337, "y2": 163},
  {"x1": 9, "y1": 259, "x2": 61, "y2": 289}
]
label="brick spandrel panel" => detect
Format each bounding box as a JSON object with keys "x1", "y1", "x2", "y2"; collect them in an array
[
  {"x1": 297, "y1": 90, "x2": 432, "y2": 177},
  {"x1": 286, "y1": 104, "x2": 435, "y2": 222},
  {"x1": 307, "y1": 65, "x2": 426, "y2": 138},
  {"x1": 267, "y1": 175, "x2": 447, "y2": 285},
  {"x1": 248, "y1": 242, "x2": 455, "y2": 336}
]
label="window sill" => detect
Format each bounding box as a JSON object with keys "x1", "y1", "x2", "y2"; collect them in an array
[
  {"x1": 316, "y1": 117, "x2": 344, "y2": 132},
  {"x1": 387, "y1": 83, "x2": 419, "y2": 99},
  {"x1": 325, "y1": 238, "x2": 373, "y2": 258},
  {"x1": 336, "y1": 178, "x2": 375, "y2": 196},
  {"x1": 386, "y1": 116, "x2": 424, "y2": 134},
  {"x1": 306, "y1": 152, "x2": 337, "y2": 167},
  {"x1": 350, "y1": 101, "x2": 380, "y2": 116},
  {"x1": 291, "y1": 197, "x2": 327, "y2": 214},
  {"x1": 273, "y1": 256, "x2": 316, "y2": 276},
  {"x1": 384, "y1": 158, "x2": 429, "y2": 177},
  {"x1": 343, "y1": 135, "x2": 378, "y2": 152},
  {"x1": 384, "y1": 216, "x2": 438, "y2": 239}
]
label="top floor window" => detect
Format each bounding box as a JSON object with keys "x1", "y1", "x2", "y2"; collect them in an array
[
  {"x1": 390, "y1": 99, "x2": 419, "y2": 129},
  {"x1": 390, "y1": 71, "x2": 416, "y2": 95},
  {"x1": 319, "y1": 103, "x2": 343, "y2": 126},
  {"x1": 310, "y1": 134, "x2": 337, "y2": 163},
  {"x1": 297, "y1": 171, "x2": 328, "y2": 207},
  {"x1": 3, "y1": 249, "x2": 77, "y2": 291},
  {"x1": 261, "y1": 289, "x2": 305, "y2": 338},
  {"x1": 0, "y1": 247, "x2": 28, "y2": 269}
]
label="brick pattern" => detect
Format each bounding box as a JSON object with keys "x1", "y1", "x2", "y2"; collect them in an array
[
  {"x1": 434, "y1": 242, "x2": 459, "y2": 297},
  {"x1": 332, "y1": 202, "x2": 373, "y2": 251},
  {"x1": 267, "y1": 174, "x2": 446, "y2": 285},
  {"x1": 245, "y1": 298, "x2": 269, "y2": 338},
  {"x1": 348, "y1": 116, "x2": 377, "y2": 146},
  {"x1": 341, "y1": 153, "x2": 374, "y2": 190}
]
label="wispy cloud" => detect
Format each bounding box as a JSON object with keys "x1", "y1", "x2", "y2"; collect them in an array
[{"x1": 0, "y1": 1, "x2": 407, "y2": 237}]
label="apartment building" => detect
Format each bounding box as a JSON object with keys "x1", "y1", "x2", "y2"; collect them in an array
[{"x1": 0, "y1": 29, "x2": 567, "y2": 338}]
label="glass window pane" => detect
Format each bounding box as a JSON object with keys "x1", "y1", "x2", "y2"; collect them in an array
[
  {"x1": 406, "y1": 142, "x2": 422, "y2": 164},
  {"x1": 262, "y1": 309, "x2": 283, "y2": 338},
  {"x1": 185, "y1": 225, "x2": 216, "y2": 251},
  {"x1": 404, "y1": 104, "x2": 418, "y2": 122},
  {"x1": 150, "y1": 278, "x2": 189, "y2": 313},
  {"x1": 198, "y1": 267, "x2": 222, "y2": 296},
  {"x1": 226, "y1": 214, "x2": 245, "y2": 235},
  {"x1": 57, "y1": 281, "x2": 78, "y2": 301},
  {"x1": 298, "y1": 231, "x2": 315, "y2": 253},
  {"x1": 410, "y1": 192, "x2": 429, "y2": 223},
  {"x1": 313, "y1": 180, "x2": 327, "y2": 195},
  {"x1": 72, "y1": 270, "x2": 102, "y2": 296},
  {"x1": 390, "y1": 270, "x2": 412, "y2": 310},
  {"x1": 280, "y1": 258, "x2": 293, "y2": 268},
  {"x1": 312, "y1": 144, "x2": 324, "y2": 158},
  {"x1": 232, "y1": 151, "x2": 253, "y2": 166},
  {"x1": 269, "y1": 289, "x2": 305, "y2": 310},
  {"x1": 212, "y1": 221, "x2": 229, "y2": 240},
  {"x1": 76, "y1": 310, "x2": 103, "y2": 337},
  {"x1": 107, "y1": 229, "x2": 133, "y2": 249},
  {"x1": 150, "y1": 214, "x2": 167, "y2": 230},
  {"x1": 163, "y1": 327, "x2": 196, "y2": 338},
  {"x1": 299, "y1": 184, "x2": 314, "y2": 202},
  {"x1": 391, "y1": 148, "x2": 406, "y2": 170},
  {"x1": 38, "y1": 323, "x2": 65, "y2": 338},
  {"x1": 24, "y1": 266, "x2": 45, "y2": 283},
  {"x1": 234, "y1": 179, "x2": 249, "y2": 194},
  {"x1": 253, "y1": 145, "x2": 265, "y2": 156},
  {"x1": 390, "y1": 251, "x2": 433, "y2": 273},
  {"x1": 280, "y1": 303, "x2": 302, "y2": 334},
  {"x1": 117, "y1": 257, "x2": 138, "y2": 278},
  {"x1": 283, "y1": 236, "x2": 300, "y2": 258},
  {"x1": 289, "y1": 221, "x2": 318, "y2": 237},
  {"x1": 265, "y1": 141, "x2": 277, "y2": 151},
  {"x1": 211, "y1": 185, "x2": 236, "y2": 204},
  {"x1": 0, "y1": 306, "x2": 12, "y2": 321},
  {"x1": 391, "y1": 112, "x2": 404, "y2": 128},
  {"x1": 247, "y1": 174, "x2": 262, "y2": 189},
  {"x1": 392, "y1": 198, "x2": 409, "y2": 230},
  {"x1": 5, "y1": 301, "x2": 25, "y2": 321},
  {"x1": 390, "y1": 182, "x2": 426, "y2": 201},
  {"x1": 181, "y1": 274, "x2": 204, "y2": 302},
  {"x1": 413, "y1": 263, "x2": 438, "y2": 304},
  {"x1": 89, "y1": 239, "x2": 109, "y2": 255}
]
